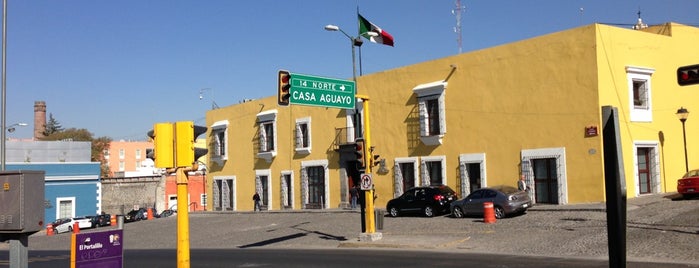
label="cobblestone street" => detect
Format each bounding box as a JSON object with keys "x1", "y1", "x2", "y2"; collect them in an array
[{"x1": 4, "y1": 193, "x2": 699, "y2": 266}]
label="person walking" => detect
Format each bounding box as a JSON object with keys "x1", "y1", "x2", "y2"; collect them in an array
[
  {"x1": 349, "y1": 186, "x2": 359, "y2": 209},
  {"x1": 253, "y1": 192, "x2": 261, "y2": 212}
]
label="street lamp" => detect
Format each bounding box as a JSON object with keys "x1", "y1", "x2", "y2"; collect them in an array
[
  {"x1": 198, "y1": 88, "x2": 219, "y2": 109},
  {"x1": 6, "y1": 122, "x2": 27, "y2": 133},
  {"x1": 676, "y1": 107, "x2": 690, "y2": 172},
  {"x1": 324, "y1": 25, "x2": 378, "y2": 82}
]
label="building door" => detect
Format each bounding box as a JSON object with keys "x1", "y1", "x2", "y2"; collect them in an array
[
  {"x1": 283, "y1": 173, "x2": 292, "y2": 209},
  {"x1": 637, "y1": 148, "x2": 652, "y2": 194},
  {"x1": 400, "y1": 162, "x2": 415, "y2": 192},
  {"x1": 307, "y1": 166, "x2": 325, "y2": 209},
  {"x1": 533, "y1": 158, "x2": 558, "y2": 204},
  {"x1": 260, "y1": 175, "x2": 269, "y2": 210},
  {"x1": 466, "y1": 163, "x2": 482, "y2": 192}
]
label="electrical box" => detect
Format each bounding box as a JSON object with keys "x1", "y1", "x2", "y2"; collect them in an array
[{"x1": 0, "y1": 170, "x2": 45, "y2": 234}]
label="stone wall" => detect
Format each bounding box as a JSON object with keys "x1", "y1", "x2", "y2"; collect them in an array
[{"x1": 101, "y1": 175, "x2": 166, "y2": 215}]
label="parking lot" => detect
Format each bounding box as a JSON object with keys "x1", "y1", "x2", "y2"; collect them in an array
[{"x1": 4, "y1": 193, "x2": 699, "y2": 265}]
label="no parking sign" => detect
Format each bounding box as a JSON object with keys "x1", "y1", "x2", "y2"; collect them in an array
[{"x1": 360, "y1": 173, "x2": 372, "y2": 190}]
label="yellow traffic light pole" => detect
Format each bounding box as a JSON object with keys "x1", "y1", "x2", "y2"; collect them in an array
[
  {"x1": 150, "y1": 121, "x2": 208, "y2": 268},
  {"x1": 170, "y1": 164, "x2": 198, "y2": 268},
  {"x1": 356, "y1": 94, "x2": 376, "y2": 234}
]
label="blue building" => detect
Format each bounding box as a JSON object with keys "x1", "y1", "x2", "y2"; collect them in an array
[{"x1": 6, "y1": 140, "x2": 101, "y2": 225}]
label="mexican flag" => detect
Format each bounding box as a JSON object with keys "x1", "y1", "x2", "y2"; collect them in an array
[{"x1": 358, "y1": 14, "x2": 394, "y2": 47}]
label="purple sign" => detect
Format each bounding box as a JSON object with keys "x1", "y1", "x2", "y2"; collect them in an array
[{"x1": 73, "y1": 229, "x2": 124, "y2": 268}]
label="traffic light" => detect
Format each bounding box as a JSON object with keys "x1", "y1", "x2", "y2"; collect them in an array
[
  {"x1": 677, "y1": 64, "x2": 699, "y2": 86},
  {"x1": 278, "y1": 70, "x2": 291, "y2": 106},
  {"x1": 355, "y1": 138, "x2": 366, "y2": 171},
  {"x1": 148, "y1": 123, "x2": 175, "y2": 168},
  {"x1": 174, "y1": 121, "x2": 209, "y2": 167}
]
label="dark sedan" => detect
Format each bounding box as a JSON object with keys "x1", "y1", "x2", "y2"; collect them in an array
[
  {"x1": 450, "y1": 185, "x2": 532, "y2": 219},
  {"x1": 677, "y1": 169, "x2": 699, "y2": 199},
  {"x1": 386, "y1": 185, "x2": 458, "y2": 217}
]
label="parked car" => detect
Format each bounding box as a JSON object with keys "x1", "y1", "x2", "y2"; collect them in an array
[
  {"x1": 157, "y1": 209, "x2": 175, "y2": 218},
  {"x1": 450, "y1": 185, "x2": 532, "y2": 219},
  {"x1": 677, "y1": 169, "x2": 699, "y2": 199},
  {"x1": 85, "y1": 213, "x2": 111, "y2": 227},
  {"x1": 125, "y1": 208, "x2": 148, "y2": 222},
  {"x1": 53, "y1": 217, "x2": 93, "y2": 234},
  {"x1": 386, "y1": 185, "x2": 458, "y2": 217}
]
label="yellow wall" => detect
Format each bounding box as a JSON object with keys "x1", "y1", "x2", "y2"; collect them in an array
[
  {"x1": 596, "y1": 23, "x2": 699, "y2": 197},
  {"x1": 205, "y1": 96, "x2": 347, "y2": 210},
  {"x1": 359, "y1": 24, "x2": 605, "y2": 205},
  {"x1": 204, "y1": 22, "x2": 699, "y2": 210}
]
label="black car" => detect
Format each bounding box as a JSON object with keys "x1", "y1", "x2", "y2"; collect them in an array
[
  {"x1": 124, "y1": 208, "x2": 147, "y2": 222},
  {"x1": 89, "y1": 213, "x2": 111, "y2": 227},
  {"x1": 386, "y1": 185, "x2": 458, "y2": 217}
]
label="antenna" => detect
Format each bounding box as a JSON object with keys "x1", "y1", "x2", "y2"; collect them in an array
[{"x1": 452, "y1": 0, "x2": 466, "y2": 54}]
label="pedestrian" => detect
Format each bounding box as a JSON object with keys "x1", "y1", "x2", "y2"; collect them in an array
[
  {"x1": 253, "y1": 192, "x2": 261, "y2": 212},
  {"x1": 350, "y1": 186, "x2": 359, "y2": 209},
  {"x1": 518, "y1": 175, "x2": 528, "y2": 191}
]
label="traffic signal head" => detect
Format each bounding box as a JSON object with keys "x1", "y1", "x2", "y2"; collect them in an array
[
  {"x1": 174, "y1": 121, "x2": 209, "y2": 167},
  {"x1": 278, "y1": 70, "x2": 291, "y2": 106},
  {"x1": 354, "y1": 138, "x2": 366, "y2": 171},
  {"x1": 148, "y1": 123, "x2": 175, "y2": 168},
  {"x1": 677, "y1": 64, "x2": 699, "y2": 86}
]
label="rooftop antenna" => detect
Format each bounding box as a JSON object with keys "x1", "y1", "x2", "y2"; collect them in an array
[
  {"x1": 452, "y1": 0, "x2": 466, "y2": 53},
  {"x1": 632, "y1": 7, "x2": 648, "y2": 30}
]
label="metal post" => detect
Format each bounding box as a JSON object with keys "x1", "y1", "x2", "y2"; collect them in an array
[
  {"x1": 681, "y1": 120, "x2": 688, "y2": 173},
  {"x1": 1, "y1": 0, "x2": 7, "y2": 171}
]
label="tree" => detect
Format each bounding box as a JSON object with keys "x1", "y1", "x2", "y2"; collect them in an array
[{"x1": 42, "y1": 113, "x2": 63, "y2": 136}]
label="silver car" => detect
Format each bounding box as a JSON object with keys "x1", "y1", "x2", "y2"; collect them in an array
[{"x1": 450, "y1": 185, "x2": 532, "y2": 219}]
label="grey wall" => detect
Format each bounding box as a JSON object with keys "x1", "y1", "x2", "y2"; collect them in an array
[{"x1": 101, "y1": 176, "x2": 166, "y2": 215}]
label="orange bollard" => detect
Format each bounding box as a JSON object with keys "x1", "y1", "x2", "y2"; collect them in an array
[
  {"x1": 110, "y1": 214, "x2": 116, "y2": 226},
  {"x1": 483, "y1": 202, "x2": 496, "y2": 224},
  {"x1": 72, "y1": 221, "x2": 80, "y2": 234},
  {"x1": 147, "y1": 208, "x2": 154, "y2": 220},
  {"x1": 46, "y1": 224, "x2": 54, "y2": 236}
]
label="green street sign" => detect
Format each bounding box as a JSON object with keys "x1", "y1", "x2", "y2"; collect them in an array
[{"x1": 288, "y1": 72, "x2": 356, "y2": 109}]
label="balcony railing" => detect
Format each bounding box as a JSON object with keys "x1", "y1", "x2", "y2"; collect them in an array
[{"x1": 333, "y1": 127, "x2": 357, "y2": 150}]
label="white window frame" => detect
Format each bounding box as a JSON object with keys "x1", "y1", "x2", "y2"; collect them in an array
[
  {"x1": 56, "y1": 197, "x2": 76, "y2": 219},
  {"x1": 211, "y1": 120, "x2": 229, "y2": 164},
  {"x1": 458, "y1": 153, "x2": 487, "y2": 197},
  {"x1": 135, "y1": 149, "x2": 141, "y2": 159},
  {"x1": 394, "y1": 157, "x2": 419, "y2": 197},
  {"x1": 413, "y1": 81, "x2": 447, "y2": 145},
  {"x1": 281, "y1": 170, "x2": 295, "y2": 209},
  {"x1": 257, "y1": 110, "x2": 278, "y2": 162},
  {"x1": 301, "y1": 159, "x2": 330, "y2": 209},
  {"x1": 626, "y1": 66, "x2": 654, "y2": 122},
  {"x1": 521, "y1": 147, "x2": 568, "y2": 205},
  {"x1": 420, "y1": 155, "x2": 447, "y2": 186},
  {"x1": 255, "y1": 169, "x2": 273, "y2": 210},
  {"x1": 632, "y1": 141, "x2": 661, "y2": 196},
  {"x1": 295, "y1": 117, "x2": 311, "y2": 154}
]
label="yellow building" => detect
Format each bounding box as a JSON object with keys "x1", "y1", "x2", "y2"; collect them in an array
[{"x1": 204, "y1": 22, "x2": 699, "y2": 211}]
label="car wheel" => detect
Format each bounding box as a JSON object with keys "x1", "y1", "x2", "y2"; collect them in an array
[
  {"x1": 68, "y1": 226, "x2": 73, "y2": 232},
  {"x1": 388, "y1": 207, "x2": 399, "y2": 217},
  {"x1": 423, "y1": 206, "x2": 434, "y2": 217},
  {"x1": 494, "y1": 206, "x2": 505, "y2": 219},
  {"x1": 452, "y1": 206, "x2": 464, "y2": 218}
]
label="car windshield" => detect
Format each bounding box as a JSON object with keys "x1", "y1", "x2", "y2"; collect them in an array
[{"x1": 683, "y1": 170, "x2": 699, "y2": 178}]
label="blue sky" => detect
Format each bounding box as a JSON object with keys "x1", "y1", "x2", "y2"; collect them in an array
[{"x1": 4, "y1": 0, "x2": 698, "y2": 141}]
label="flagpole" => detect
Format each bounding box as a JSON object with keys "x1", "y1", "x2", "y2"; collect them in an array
[{"x1": 356, "y1": 3, "x2": 363, "y2": 75}]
